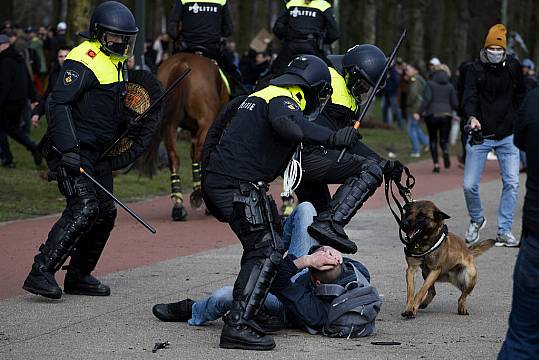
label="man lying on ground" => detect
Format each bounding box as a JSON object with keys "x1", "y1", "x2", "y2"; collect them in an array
[{"x1": 153, "y1": 202, "x2": 380, "y2": 337}]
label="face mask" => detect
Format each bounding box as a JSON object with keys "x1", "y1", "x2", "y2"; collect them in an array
[{"x1": 485, "y1": 48, "x2": 505, "y2": 64}]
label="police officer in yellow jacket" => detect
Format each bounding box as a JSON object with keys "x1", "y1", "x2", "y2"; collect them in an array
[
  {"x1": 271, "y1": 0, "x2": 340, "y2": 75},
  {"x1": 23, "y1": 1, "x2": 139, "y2": 299},
  {"x1": 295, "y1": 45, "x2": 405, "y2": 253},
  {"x1": 202, "y1": 55, "x2": 360, "y2": 350}
]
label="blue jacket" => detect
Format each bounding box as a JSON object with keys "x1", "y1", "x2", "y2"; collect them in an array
[{"x1": 270, "y1": 256, "x2": 370, "y2": 331}]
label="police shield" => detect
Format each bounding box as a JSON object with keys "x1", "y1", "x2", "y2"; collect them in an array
[{"x1": 107, "y1": 70, "x2": 163, "y2": 170}]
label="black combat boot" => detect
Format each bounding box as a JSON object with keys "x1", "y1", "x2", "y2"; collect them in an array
[
  {"x1": 254, "y1": 309, "x2": 286, "y2": 333},
  {"x1": 152, "y1": 299, "x2": 194, "y2": 322},
  {"x1": 219, "y1": 302, "x2": 275, "y2": 350},
  {"x1": 64, "y1": 268, "x2": 110, "y2": 296},
  {"x1": 22, "y1": 256, "x2": 62, "y2": 299},
  {"x1": 308, "y1": 165, "x2": 383, "y2": 254}
]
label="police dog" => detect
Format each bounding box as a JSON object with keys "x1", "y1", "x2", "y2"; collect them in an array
[{"x1": 399, "y1": 200, "x2": 495, "y2": 319}]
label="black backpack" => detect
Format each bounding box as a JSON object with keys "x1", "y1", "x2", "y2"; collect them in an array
[{"x1": 314, "y1": 260, "x2": 382, "y2": 338}]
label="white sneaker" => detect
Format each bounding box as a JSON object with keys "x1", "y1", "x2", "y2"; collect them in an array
[
  {"x1": 410, "y1": 152, "x2": 421, "y2": 158},
  {"x1": 495, "y1": 232, "x2": 519, "y2": 247},
  {"x1": 465, "y1": 217, "x2": 486, "y2": 244}
]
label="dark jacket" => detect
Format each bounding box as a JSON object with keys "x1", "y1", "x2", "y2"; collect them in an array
[
  {"x1": 515, "y1": 88, "x2": 539, "y2": 237},
  {"x1": 423, "y1": 70, "x2": 458, "y2": 117},
  {"x1": 33, "y1": 63, "x2": 62, "y2": 117},
  {"x1": 167, "y1": 0, "x2": 233, "y2": 46},
  {"x1": 383, "y1": 66, "x2": 400, "y2": 98},
  {"x1": 271, "y1": 256, "x2": 370, "y2": 331},
  {"x1": 406, "y1": 73, "x2": 428, "y2": 116},
  {"x1": 273, "y1": 0, "x2": 339, "y2": 45},
  {"x1": 47, "y1": 41, "x2": 126, "y2": 153},
  {"x1": 462, "y1": 56, "x2": 526, "y2": 140},
  {"x1": 0, "y1": 46, "x2": 36, "y2": 108},
  {"x1": 205, "y1": 85, "x2": 334, "y2": 182}
]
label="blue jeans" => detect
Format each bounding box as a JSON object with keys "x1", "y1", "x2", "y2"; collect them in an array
[
  {"x1": 462, "y1": 135, "x2": 519, "y2": 234},
  {"x1": 382, "y1": 95, "x2": 403, "y2": 128},
  {"x1": 407, "y1": 116, "x2": 429, "y2": 153},
  {"x1": 498, "y1": 233, "x2": 539, "y2": 359},
  {"x1": 188, "y1": 202, "x2": 318, "y2": 326}
]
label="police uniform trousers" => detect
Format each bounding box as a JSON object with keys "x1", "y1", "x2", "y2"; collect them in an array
[
  {"x1": 203, "y1": 171, "x2": 281, "y2": 321},
  {"x1": 36, "y1": 146, "x2": 117, "y2": 276}
]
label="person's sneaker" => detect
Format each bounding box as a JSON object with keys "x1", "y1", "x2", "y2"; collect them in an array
[
  {"x1": 410, "y1": 152, "x2": 421, "y2": 158},
  {"x1": 465, "y1": 217, "x2": 487, "y2": 244},
  {"x1": 152, "y1": 299, "x2": 194, "y2": 322},
  {"x1": 495, "y1": 232, "x2": 519, "y2": 247},
  {"x1": 432, "y1": 165, "x2": 440, "y2": 173}
]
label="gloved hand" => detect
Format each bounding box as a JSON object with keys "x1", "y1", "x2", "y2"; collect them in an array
[
  {"x1": 327, "y1": 127, "x2": 361, "y2": 148},
  {"x1": 383, "y1": 159, "x2": 404, "y2": 182},
  {"x1": 60, "y1": 152, "x2": 81, "y2": 175},
  {"x1": 122, "y1": 106, "x2": 143, "y2": 133}
]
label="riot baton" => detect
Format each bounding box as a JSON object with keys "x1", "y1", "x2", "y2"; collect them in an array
[
  {"x1": 101, "y1": 68, "x2": 192, "y2": 158},
  {"x1": 337, "y1": 29, "x2": 407, "y2": 163},
  {"x1": 78, "y1": 167, "x2": 157, "y2": 234},
  {"x1": 51, "y1": 147, "x2": 156, "y2": 234}
]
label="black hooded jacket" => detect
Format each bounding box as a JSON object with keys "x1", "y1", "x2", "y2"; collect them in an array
[
  {"x1": 0, "y1": 46, "x2": 36, "y2": 108},
  {"x1": 462, "y1": 56, "x2": 526, "y2": 140}
]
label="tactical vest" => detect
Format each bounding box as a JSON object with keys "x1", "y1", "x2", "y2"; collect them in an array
[
  {"x1": 206, "y1": 85, "x2": 306, "y2": 182},
  {"x1": 179, "y1": 0, "x2": 227, "y2": 45},
  {"x1": 67, "y1": 40, "x2": 125, "y2": 84},
  {"x1": 286, "y1": 0, "x2": 332, "y2": 40}
]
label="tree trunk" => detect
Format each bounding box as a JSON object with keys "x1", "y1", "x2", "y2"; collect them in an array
[
  {"x1": 67, "y1": 0, "x2": 92, "y2": 45},
  {"x1": 363, "y1": 0, "x2": 376, "y2": 44},
  {"x1": 455, "y1": 0, "x2": 470, "y2": 66}
]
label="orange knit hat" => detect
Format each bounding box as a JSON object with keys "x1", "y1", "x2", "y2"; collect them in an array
[{"x1": 484, "y1": 24, "x2": 507, "y2": 49}]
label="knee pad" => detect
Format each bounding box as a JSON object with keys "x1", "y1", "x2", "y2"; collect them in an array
[{"x1": 95, "y1": 203, "x2": 117, "y2": 233}]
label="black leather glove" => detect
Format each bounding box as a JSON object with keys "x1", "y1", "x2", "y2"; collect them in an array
[
  {"x1": 383, "y1": 160, "x2": 404, "y2": 182},
  {"x1": 122, "y1": 106, "x2": 143, "y2": 133},
  {"x1": 60, "y1": 152, "x2": 81, "y2": 175},
  {"x1": 327, "y1": 127, "x2": 361, "y2": 148}
]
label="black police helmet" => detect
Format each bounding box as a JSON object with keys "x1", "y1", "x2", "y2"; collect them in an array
[
  {"x1": 80, "y1": 1, "x2": 138, "y2": 59},
  {"x1": 270, "y1": 55, "x2": 332, "y2": 118},
  {"x1": 342, "y1": 44, "x2": 387, "y2": 101}
]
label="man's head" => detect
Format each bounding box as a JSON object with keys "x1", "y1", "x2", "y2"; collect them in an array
[
  {"x1": 0, "y1": 34, "x2": 10, "y2": 53},
  {"x1": 342, "y1": 44, "x2": 387, "y2": 105},
  {"x1": 270, "y1": 55, "x2": 333, "y2": 121},
  {"x1": 57, "y1": 46, "x2": 71, "y2": 67},
  {"x1": 81, "y1": 1, "x2": 139, "y2": 59},
  {"x1": 308, "y1": 246, "x2": 344, "y2": 286},
  {"x1": 428, "y1": 57, "x2": 441, "y2": 72},
  {"x1": 522, "y1": 58, "x2": 535, "y2": 75},
  {"x1": 56, "y1": 22, "x2": 67, "y2": 35},
  {"x1": 483, "y1": 24, "x2": 507, "y2": 64}
]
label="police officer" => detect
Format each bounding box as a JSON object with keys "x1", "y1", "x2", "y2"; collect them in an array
[
  {"x1": 22, "y1": 1, "x2": 140, "y2": 299},
  {"x1": 294, "y1": 45, "x2": 405, "y2": 253},
  {"x1": 271, "y1": 0, "x2": 340, "y2": 75},
  {"x1": 202, "y1": 55, "x2": 360, "y2": 350},
  {"x1": 167, "y1": 0, "x2": 243, "y2": 92}
]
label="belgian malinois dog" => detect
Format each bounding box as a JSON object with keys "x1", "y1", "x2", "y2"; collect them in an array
[{"x1": 399, "y1": 200, "x2": 495, "y2": 319}]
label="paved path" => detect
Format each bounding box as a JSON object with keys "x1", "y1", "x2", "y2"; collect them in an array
[{"x1": 0, "y1": 158, "x2": 522, "y2": 359}]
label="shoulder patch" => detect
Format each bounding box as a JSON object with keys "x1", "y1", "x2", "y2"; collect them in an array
[
  {"x1": 283, "y1": 99, "x2": 300, "y2": 111},
  {"x1": 63, "y1": 69, "x2": 80, "y2": 86},
  {"x1": 86, "y1": 49, "x2": 97, "y2": 58}
]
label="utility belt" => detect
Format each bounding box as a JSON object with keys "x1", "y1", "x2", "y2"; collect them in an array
[{"x1": 286, "y1": 33, "x2": 324, "y2": 49}]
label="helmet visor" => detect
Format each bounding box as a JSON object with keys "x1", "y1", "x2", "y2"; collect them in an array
[
  {"x1": 100, "y1": 30, "x2": 137, "y2": 59},
  {"x1": 346, "y1": 67, "x2": 376, "y2": 105},
  {"x1": 305, "y1": 82, "x2": 333, "y2": 122}
]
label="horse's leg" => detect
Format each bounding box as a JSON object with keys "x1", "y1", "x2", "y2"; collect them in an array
[
  {"x1": 189, "y1": 125, "x2": 209, "y2": 209},
  {"x1": 164, "y1": 119, "x2": 188, "y2": 221}
]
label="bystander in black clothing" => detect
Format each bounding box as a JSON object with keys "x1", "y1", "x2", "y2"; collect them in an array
[
  {"x1": 271, "y1": 0, "x2": 339, "y2": 75},
  {"x1": 423, "y1": 67, "x2": 458, "y2": 172},
  {"x1": 456, "y1": 61, "x2": 474, "y2": 164},
  {"x1": 0, "y1": 38, "x2": 40, "y2": 167},
  {"x1": 239, "y1": 49, "x2": 271, "y2": 91}
]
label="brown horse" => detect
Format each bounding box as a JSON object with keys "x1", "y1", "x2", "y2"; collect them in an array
[{"x1": 146, "y1": 53, "x2": 228, "y2": 220}]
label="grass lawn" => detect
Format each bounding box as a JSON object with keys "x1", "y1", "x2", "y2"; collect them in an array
[{"x1": 0, "y1": 99, "x2": 448, "y2": 222}]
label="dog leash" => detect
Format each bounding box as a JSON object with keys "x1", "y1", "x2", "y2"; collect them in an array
[{"x1": 384, "y1": 166, "x2": 415, "y2": 246}]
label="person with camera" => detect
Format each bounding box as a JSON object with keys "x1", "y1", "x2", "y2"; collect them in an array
[{"x1": 461, "y1": 24, "x2": 526, "y2": 246}]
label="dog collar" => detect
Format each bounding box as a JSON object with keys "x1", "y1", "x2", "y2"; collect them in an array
[{"x1": 404, "y1": 225, "x2": 448, "y2": 257}]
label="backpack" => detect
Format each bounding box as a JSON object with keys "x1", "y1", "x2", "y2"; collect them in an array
[{"x1": 315, "y1": 260, "x2": 383, "y2": 338}]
